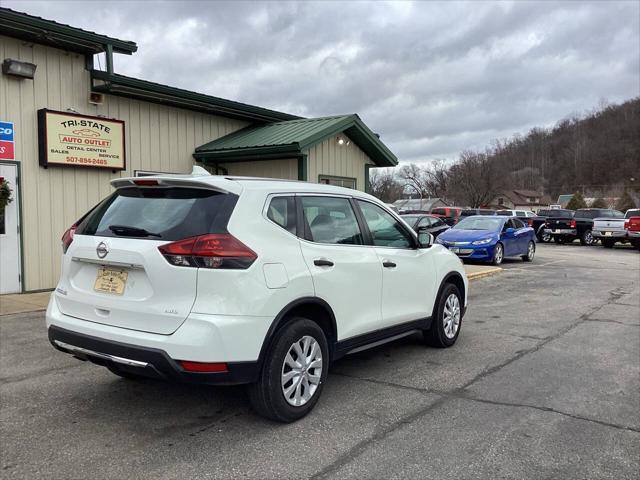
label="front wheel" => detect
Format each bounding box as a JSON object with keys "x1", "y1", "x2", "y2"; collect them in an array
[
  {"x1": 491, "y1": 243, "x2": 504, "y2": 265},
  {"x1": 424, "y1": 283, "x2": 462, "y2": 348},
  {"x1": 522, "y1": 241, "x2": 535, "y2": 261},
  {"x1": 247, "y1": 318, "x2": 328, "y2": 423},
  {"x1": 580, "y1": 229, "x2": 595, "y2": 246}
]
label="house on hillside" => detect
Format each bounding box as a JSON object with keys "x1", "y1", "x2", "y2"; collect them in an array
[
  {"x1": 489, "y1": 190, "x2": 552, "y2": 213},
  {"x1": 393, "y1": 197, "x2": 449, "y2": 212}
]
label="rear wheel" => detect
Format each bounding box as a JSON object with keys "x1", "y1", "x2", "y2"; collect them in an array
[
  {"x1": 537, "y1": 227, "x2": 551, "y2": 243},
  {"x1": 491, "y1": 243, "x2": 504, "y2": 265},
  {"x1": 424, "y1": 283, "x2": 462, "y2": 348},
  {"x1": 602, "y1": 238, "x2": 615, "y2": 248},
  {"x1": 522, "y1": 241, "x2": 535, "y2": 261},
  {"x1": 580, "y1": 229, "x2": 595, "y2": 246},
  {"x1": 247, "y1": 318, "x2": 328, "y2": 423}
]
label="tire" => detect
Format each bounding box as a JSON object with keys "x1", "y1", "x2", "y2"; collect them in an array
[
  {"x1": 491, "y1": 243, "x2": 504, "y2": 265},
  {"x1": 522, "y1": 241, "x2": 535, "y2": 261},
  {"x1": 553, "y1": 236, "x2": 565, "y2": 244},
  {"x1": 424, "y1": 283, "x2": 463, "y2": 348},
  {"x1": 247, "y1": 318, "x2": 329, "y2": 423},
  {"x1": 602, "y1": 238, "x2": 615, "y2": 248},
  {"x1": 107, "y1": 365, "x2": 145, "y2": 380},
  {"x1": 537, "y1": 227, "x2": 551, "y2": 243},
  {"x1": 580, "y1": 229, "x2": 594, "y2": 246}
]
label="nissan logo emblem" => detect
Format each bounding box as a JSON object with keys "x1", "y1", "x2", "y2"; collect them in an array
[{"x1": 96, "y1": 242, "x2": 109, "y2": 259}]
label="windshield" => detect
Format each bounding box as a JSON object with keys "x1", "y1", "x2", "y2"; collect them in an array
[
  {"x1": 453, "y1": 216, "x2": 503, "y2": 231},
  {"x1": 76, "y1": 187, "x2": 237, "y2": 240}
]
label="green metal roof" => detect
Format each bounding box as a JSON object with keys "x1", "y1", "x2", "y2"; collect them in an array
[
  {"x1": 0, "y1": 7, "x2": 137, "y2": 54},
  {"x1": 194, "y1": 115, "x2": 398, "y2": 167}
]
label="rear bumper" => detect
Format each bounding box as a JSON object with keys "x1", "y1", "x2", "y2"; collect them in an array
[
  {"x1": 546, "y1": 228, "x2": 576, "y2": 235},
  {"x1": 628, "y1": 231, "x2": 640, "y2": 239},
  {"x1": 593, "y1": 230, "x2": 627, "y2": 239},
  {"x1": 48, "y1": 325, "x2": 259, "y2": 385}
]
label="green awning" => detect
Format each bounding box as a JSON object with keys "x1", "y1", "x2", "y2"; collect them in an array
[{"x1": 193, "y1": 114, "x2": 398, "y2": 167}]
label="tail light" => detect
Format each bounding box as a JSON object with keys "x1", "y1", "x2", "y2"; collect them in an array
[
  {"x1": 569, "y1": 219, "x2": 577, "y2": 228},
  {"x1": 625, "y1": 220, "x2": 630, "y2": 230},
  {"x1": 61, "y1": 224, "x2": 77, "y2": 254},
  {"x1": 179, "y1": 361, "x2": 228, "y2": 373},
  {"x1": 158, "y1": 233, "x2": 257, "y2": 269},
  {"x1": 527, "y1": 219, "x2": 533, "y2": 226}
]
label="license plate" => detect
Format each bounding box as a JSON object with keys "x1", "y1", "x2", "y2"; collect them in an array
[
  {"x1": 94, "y1": 267, "x2": 128, "y2": 295},
  {"x1": 604, "y1": 231, "x2": 612, "y2": 236},
  {"x1": 450, "y1": 247, "x2": 460, "y2": 253}
]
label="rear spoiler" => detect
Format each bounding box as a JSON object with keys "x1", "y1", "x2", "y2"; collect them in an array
[{"x1": 110, "y1": 166, "x2": 237, "y2": 194}]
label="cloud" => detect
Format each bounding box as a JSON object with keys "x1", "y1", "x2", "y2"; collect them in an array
[{"x1": 5, "y1": 0, "x2": 639, "y2": 162}]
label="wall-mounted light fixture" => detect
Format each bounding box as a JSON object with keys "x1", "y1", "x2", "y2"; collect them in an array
[
  {"x1": 337, "y1": 136, "x2": 350, "y2": 146},
  {"x1": 2, "y1": 58, "x2": 37, "y2": 79}
]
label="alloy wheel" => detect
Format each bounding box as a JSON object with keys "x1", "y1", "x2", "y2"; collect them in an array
[
  {"x1": 281, "y1": 335, "x2": 323, "y2": 407},
  {"x1": 494, "y1": 244, "x2": 503, "y2": 265},
  {"x1": 443, "y1": 293, "x2": 461, "y2": 339},
  {"x1": 528, "y1": 242, "x2": 535, "y2": 260}
]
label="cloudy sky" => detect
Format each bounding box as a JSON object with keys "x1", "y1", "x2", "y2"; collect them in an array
[{"x1": 4, "y1": 0, "x2": 639, "y2": 163}]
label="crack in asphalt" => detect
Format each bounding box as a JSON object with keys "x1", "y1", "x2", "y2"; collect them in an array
[
  {"x1": 584, "y1": 318, "x2": 640, "y2": 326},
  {"x1": 311, "y1": 286, "x2": 633, "y2": 479}
]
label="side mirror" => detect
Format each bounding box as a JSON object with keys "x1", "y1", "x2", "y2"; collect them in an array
[
  {"x1": 418, "y1": 231, "x2": 434, "y2": 248},
  {"x1": 504, "y1": 227, "x2": 515, "y2": 235}
]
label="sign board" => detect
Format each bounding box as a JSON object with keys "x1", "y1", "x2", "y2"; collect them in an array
[
  {"x1": 38, "y1": 109, "x2": 125, "y2": 170},
  {"x1": 0, "y1": 121, "x2": 15, "y2": 160}
]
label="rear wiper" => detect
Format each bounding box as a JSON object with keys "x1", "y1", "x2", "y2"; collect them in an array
[{"x1": 108, "y1": 225, "x2": 161, "y2": 238}]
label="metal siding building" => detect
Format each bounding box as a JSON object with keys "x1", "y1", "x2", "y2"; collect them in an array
[{"x1": 0, "y1": 8, "x2": 398, "y2": 292}]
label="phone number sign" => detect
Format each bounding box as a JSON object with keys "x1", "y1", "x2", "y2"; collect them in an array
[
  {"x1": 0, "y1": 121, "x2": 14, "y2": 160},
  {"x1": 38, "y1": 109, "x2": 126, "y2": 170}
]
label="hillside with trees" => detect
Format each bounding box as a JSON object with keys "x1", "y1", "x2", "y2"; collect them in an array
[{"x1": 372, "y1": 97, "x2": 640, "y2": 207}]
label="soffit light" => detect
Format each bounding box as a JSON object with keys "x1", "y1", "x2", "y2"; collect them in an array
[
  {"x1": 2, "y1": 58, "x2": 37, "y2": 79},
  {"x1": 337, "y1": 136, "x2": 350, "y2": 146}
]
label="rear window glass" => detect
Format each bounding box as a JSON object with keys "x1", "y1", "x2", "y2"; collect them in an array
[
  {"x1": 496, "y1": 211, "x2": 512, "y2": 216},
  {"x1": 76, "y1": 187, "x2": 236, "y2": 240},
  {"x1": 576, "y1": 209, "x2": 599, "y2": 219},
  {"x1": 267, "y1": 196, "x2": 296, "y2": 234},
  {"x1": 431, "y1": 208, "x2": 447, "y2": 216},
  {"x1": 625, "y1": 209, "x2": 640, "y2": 218},
  {"x1": 550, "y1": 210, "x2": 574, "y2": 218},
  {"x1": 478, "y1": 209, "x2": 495, "y2": 215}
]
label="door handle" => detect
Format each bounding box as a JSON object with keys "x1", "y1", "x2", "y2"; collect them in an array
[
  {"x1": 313, "y1": 258, "x2": 334, "y2": 267},
  {"x1": 382, "y1": 260, "x2": 397, "y2": 268}
]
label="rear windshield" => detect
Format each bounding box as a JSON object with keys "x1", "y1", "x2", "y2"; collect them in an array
[
  {"x1": 625, "y1": 209, "x2": 640, "y2": 218},
  {"x1": 431, "y1": 208, "x2": 448, "y2": 216},
  {"x1": 75, "y1": 187, "x2": 237, "y2": 240},
  {"x1": 548, "y1": 210, "x2": 574, "y2": 218},
  {"x1": 460, "y1": 210, "x2": 477, "y2": 217},
  {"x1": 478, "y1": 209, "x2": 495, "y2": 215}
]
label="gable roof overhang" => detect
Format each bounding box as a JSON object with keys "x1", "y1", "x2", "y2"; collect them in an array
[
  {"x1": 0, "y1": 7, "x2": 137, "y2": 55},
  {"x1": 193, "y1": 114, "x2": 398, "y2": 167}
]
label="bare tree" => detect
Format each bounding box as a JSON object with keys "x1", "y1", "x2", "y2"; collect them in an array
[
  {"x1": 446, "y1": 150, "x2": 506, "y2": 207},
  {"x1": 369, "y1": 169, "x2": 403, "y2": 203}
]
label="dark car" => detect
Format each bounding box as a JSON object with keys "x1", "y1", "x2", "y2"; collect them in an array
[
  {"x1": 460, "y1": 208, "x2": 496, "y2": 218},
  {"x1": 430, "y1": 207, "x2": 463, "y2": 226},
  {"x1": 535, "y1": 209, "x2": 574, "y2": 242},
  {"x1": 546, "y1": 208, "x2": 623, "y2": 246},
  {"x1": 400, "y1": 214, "x2": 450, "y2": 238}
]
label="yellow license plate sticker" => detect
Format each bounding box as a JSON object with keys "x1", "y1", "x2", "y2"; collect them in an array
[{"x1": 94, "y1": 268, "x2": 128, "y2": 295}]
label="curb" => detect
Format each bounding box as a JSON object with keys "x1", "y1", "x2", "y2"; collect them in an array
[{"x1": 466, "y1": 267, "x2": 503, "y2": 281}]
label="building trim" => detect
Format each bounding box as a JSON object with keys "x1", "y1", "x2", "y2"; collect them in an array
[
  {"x1": 0, "y1": 7, "x2": 137, "y2": 54},
  {"x1": 91, "y1": 70, "x2": 299, "y2": 123},
  {"x1": 0, "y1": 160, "x2": 25, "y2": 293}
]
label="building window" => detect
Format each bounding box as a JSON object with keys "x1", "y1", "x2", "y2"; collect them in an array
[
  {"x1": 0, "y1": 209, "x2": 5, "y2": 235},
  {"x1": 528, "y1": 197, "x2": 537, "y2": 203},
  {"x1": 318, "y1": 175, "x2": 356, "y2": 189}
]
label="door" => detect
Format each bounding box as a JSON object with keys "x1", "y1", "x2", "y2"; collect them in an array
[
  {"x1": 500, "y1": 219, "x2": 518, "y2": 256},
  {"x1": 297, "y1": 195, "x2": 383, "y2": 340},
  {"x1": 0, "y1": 164, "x2": 21, "y2": 294},
  {"x1": 356, "y1": 200, "x2": 438, "y2": 329},
  {"x1": 511, "y1": 218, "x2": 530, "y2": 253}
]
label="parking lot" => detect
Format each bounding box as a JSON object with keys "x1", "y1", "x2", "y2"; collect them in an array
[{"x1": 1, "y1": 243, "x2": 638, "y2": 479}]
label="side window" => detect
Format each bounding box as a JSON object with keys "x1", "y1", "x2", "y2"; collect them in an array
[
  {"x1": 357, "y1": 200, "x2": 414, "y2": 248},
  {"x1": 516, "y1": 211, "x2": 526, "y2": 216},
  {"x1": 432, "y1": 218, "x2": 445, "y2": 227},
  {"x1": 502, "y1": 220, "x2": 512, "y2": 232},
  {"x1": 267, "y1": 196, "x2": 296, "y2": 234},
  {"x1": 417, "y1": 217, "x2": 432, "y2": 229},
  {"x1": 300, "y1": 196, "x2": 363, "y2": 245},
  {"x1": 513, "y1": 218, "x2": 525, "y2": 229}
]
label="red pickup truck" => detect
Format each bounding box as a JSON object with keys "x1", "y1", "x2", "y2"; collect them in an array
[{"x1": 625, "y1": 216, "x2": 640, "y2": 250}]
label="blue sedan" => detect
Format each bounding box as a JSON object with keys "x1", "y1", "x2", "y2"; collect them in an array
[{"x1": 435, "y1": 215, "x2": 536, "y2": 265}]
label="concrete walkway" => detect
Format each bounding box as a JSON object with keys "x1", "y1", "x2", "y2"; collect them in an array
[{"x1": 0, "y1": 264, "x2": 502, "y2": 316}]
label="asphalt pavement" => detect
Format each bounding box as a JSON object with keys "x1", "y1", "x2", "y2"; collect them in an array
[{"x1": 1, "y1": 243, "x2": 638, "y2": 479}]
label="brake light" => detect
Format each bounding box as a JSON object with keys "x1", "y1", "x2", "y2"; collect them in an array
[
  {"x1": 133, "y1": 179, "x2": 159, "y2": 186},
  {"x1": 158, "y1": 233, "x2": 257, "y2": 269},
  {"x1": 179, "y1": 361, "x2": 228, "y2": 373},
  {"x1": 61, "y1": 224, "x2": 77, "y2": 254},
  {"x1": 527, "y1": 219, "x2": 533, "y2": 226},
  {"x1": 569, "y1": 219, "x2": 576, "y2": 228}
]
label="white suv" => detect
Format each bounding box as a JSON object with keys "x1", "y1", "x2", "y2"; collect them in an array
[{"x1": 47, "y1": 170, "x2": 468, "y2": 422}]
